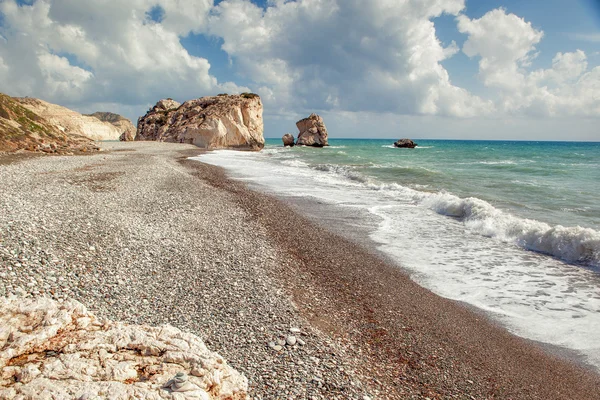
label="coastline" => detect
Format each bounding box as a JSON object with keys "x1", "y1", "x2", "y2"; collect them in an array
[{"x1": 1, "y1": 141, "x2": 599, "y2": 399}]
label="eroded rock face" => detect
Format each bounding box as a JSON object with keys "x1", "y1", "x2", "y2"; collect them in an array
[
  {"x1": 296, "y1": 114, "x2": 328, "y2": 147},
  {"x1": 282, "y1": 133, "x2": 295, "y2": 147},
  {"x1": 0, "y1": 297, "x2": 248, "y2": 400},
  {"x1": 136, "y1": 94, "x2": 264, "y2": 151},
  {"x1": 0, "y1": 93, "x2": 94, "y2": 153},
  {"x1": 16, "y1": 98, "x2": 122, "y2": 141},
  {"x1": 86, "y1": 112, "x2": 137, "y2": 142},
  {"x1": 393, "y1": 139, "x2": 417, "y2": 148}
]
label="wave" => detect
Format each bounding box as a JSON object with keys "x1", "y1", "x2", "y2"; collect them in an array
[
  {"x1": 301, "y1": 160, "x2": 600, "y2": 268},
  {"x1": 418, "y1": 192, "x2": 600, "y2": 268},
  {"x1": 312, "y1": 164, "x2": 371, "y2": 184}
]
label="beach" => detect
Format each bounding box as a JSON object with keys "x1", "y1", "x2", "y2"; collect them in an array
[{"x1": 1, "y1": 141, "x2": 599, "y2": 399}]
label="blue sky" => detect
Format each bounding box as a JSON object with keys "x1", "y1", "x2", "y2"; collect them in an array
[{"x1": 1, "y1": 0, "x2": 599, "y2": 140}]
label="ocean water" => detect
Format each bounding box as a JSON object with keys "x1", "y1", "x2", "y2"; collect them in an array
[{"x1": 195, "y1": 139, "x2": 600, "y2": 369}]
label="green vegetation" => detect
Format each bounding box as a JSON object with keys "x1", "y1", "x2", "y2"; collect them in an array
[{"x1": 240, "y1": 92, "x2": 259, "y2": 99}]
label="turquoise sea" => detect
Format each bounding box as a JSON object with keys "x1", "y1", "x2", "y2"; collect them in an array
[{"x1": 196, "y1": 139, "x2": 600, "y2": 369}]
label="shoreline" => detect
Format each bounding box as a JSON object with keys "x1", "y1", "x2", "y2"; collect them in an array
[
  {"x1": 1, "y1": 142, "x2": 599, "y2": 399},
  {"x1": 185, "y1": 150, "x2": 600, "y2": 399}
]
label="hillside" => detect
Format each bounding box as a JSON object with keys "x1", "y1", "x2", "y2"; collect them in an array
[{"x1": 0, "y1": 94, "x2": 92, "y2": 153}]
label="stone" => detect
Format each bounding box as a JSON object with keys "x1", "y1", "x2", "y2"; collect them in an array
[
  {"x1": 286, "y1": 335, "x2": 297, "y2": 346},
  {"x1": 0, "y1": 296, "x2": 248, "y2": 399},
  {"x1": 393, "y1": 138, "x2": 417, "y2": 148},
  {"x1": 136, "y1": 94, "x2": 264, "y2": 151},
  {"x1": 282, "y1": 133, "x2": 295, "y2": 147},
  {"x1": 295, "y1": 114, "x2": 328, "y2": 147}
]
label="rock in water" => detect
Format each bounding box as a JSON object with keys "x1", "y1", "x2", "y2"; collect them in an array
[
  {"x1": 393, "y1": 138, "x2": 417, "y2": 148},
  {"x1": 295, "y1": 114, "x2": 329, "y2": 147},
  {"x1": 136, "y1": 94, "x2": 264, "y2": 151},
  {"x1": 0, "y1": 296, "x2": 248, "y2": 399},
  {"x1": 282, "y1": 133, "x2": 295, "y2": 147}
]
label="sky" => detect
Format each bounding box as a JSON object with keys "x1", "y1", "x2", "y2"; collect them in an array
[{"x1": 0, "y1": 0, "x2": 599, "y2": 141}]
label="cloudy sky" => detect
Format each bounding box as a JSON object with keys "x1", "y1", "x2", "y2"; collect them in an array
[{"x1": 1, "y1": 0, "x2": 599, "y2": 140}]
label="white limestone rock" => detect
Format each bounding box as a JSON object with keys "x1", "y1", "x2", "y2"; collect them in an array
[
  {"x1": 0, "y1": 297, "x2": 248, "y2": 400},
  {"x1": 136, "y1": 94, "x2": 264, "y2": 151},
  {"x1": 16, "y1": 97, "x2": 122, "y2": 141}
]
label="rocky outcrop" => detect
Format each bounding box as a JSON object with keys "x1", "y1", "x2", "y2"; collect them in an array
[
  {"x1": 0, "y1": 296, "x2": 248, "y2": 400},
  {"x1": 136, "y1": 94, "x2": 264, "y2": 151},
  {"x1": 16, "y1": 97, "x2": 122, "y2": 141},
  {"x1": 282, "y1": 133, "x2": 295, "y2": 147},
  {"x1": 393, "y1": 139, "x2": 417, "y2": 148},
  {"x1": 0, "y1": 93, "x2": 94, "y2": 153},
  {"x1": 296, "y1": 114, "x2": 328, "y2": 147},
  {"x1": 86, "y1": 112, "x2": 136, "y2": 141}
]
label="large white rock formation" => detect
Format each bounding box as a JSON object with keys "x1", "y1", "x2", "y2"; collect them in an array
[
  {"x1": 0, "y1": 297, "x2": 248, "y2": 400},
  {"x1": 136, "y1": 94, "x2": 264, "y2": 151},
  {"x1": 16, "y1": 98, "x2": 122, "y2": 141}
]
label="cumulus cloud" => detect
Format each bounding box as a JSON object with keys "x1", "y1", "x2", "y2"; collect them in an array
[
  {"x1": 0, "y1": 0, "x2": 246, "y2": 119},
  {"x1": 458, "y1": 8, "x2": 600, "y2": 117},
  {"x1": 0, "y1": 0, "x2": 598, "y2": 124},
  {"x1": 208, "y1": 0, "x2": 494, "y2": 117}
]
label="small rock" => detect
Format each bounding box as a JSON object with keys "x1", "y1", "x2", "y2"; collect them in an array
[
  {"x1": 273, "y1": 345, "x2": 283, "y2": 351},
  {"x1": 286, "y1": 335, "x2": 297, "y2": 346}
]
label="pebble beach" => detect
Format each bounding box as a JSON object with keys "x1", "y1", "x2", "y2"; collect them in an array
[{"x1": 1, "y1": 141, "x2": 600, "y2": 399}]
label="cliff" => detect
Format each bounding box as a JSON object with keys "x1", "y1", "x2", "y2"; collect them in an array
[
  {"x1": 16, "y1": 97, "x2": 122, "y2": 141},
  {"x1": 136, "y1": 94, "x2": 264, "y2": 150},
  {"x1": 86, "y1": 112, "x2": 137, "y2": 141},
  {"x1": 0, "y1": 93, "x2": 93, "y2": 153},
  {"x1": 0, "y1": 296, "x2": 248, "y2": 399}
]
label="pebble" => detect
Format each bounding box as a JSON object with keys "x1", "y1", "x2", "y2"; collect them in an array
[
  {"x1": 0, "y1": 142, "x2": 375, "y2": 400},
  {"x1": 285, "y1": 335, "x2": 297, "y2": 346}
]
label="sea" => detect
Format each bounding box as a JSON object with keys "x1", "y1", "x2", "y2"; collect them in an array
[{"x1": 195, "y1": 139, "x2": 600, "y2": 370}]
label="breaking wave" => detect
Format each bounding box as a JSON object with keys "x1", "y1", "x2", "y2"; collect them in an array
[{"x1": 312, "y1": 161, "x2": 600, "y2": 268}]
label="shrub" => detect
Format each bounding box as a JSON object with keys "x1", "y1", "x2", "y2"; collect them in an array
[{"x1": 240, "y1": 92, "x2": 259, "y2": 99}]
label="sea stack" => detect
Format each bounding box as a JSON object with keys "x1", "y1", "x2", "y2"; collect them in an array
[
  {"x1": 282, "y1": 133, "x2": 295, "y2": 147},
  {"x1": 393, "y1": 138, "x2": 417, "y2": 148},
  {"x1": 296, "y1": 113, "x2": 328, "y2": 147},
  {"x1": 136, "y1": 93, "x2": 265, "y2": 151}
]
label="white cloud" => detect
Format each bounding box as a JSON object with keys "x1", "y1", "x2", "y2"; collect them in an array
[
  {"x1": 0, "y1": 0, "x2": 598, "y2": 128},
  {"x1": 0, "y1": 0, "x2": 246, "y2": 120},
  {"x1": 458, "y1": 8, "x2": 600, "y2": 117},
  {"x1": 208, "y1": 0, "x2": 493, "y2": 117}
]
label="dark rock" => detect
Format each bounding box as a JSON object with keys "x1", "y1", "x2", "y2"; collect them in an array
[
  {"x1": 393, "y1": 139, "x2": 417, "y2": 148},
  {"x1": 282, "y1": 133, "x2": 295, "y2": 147}
]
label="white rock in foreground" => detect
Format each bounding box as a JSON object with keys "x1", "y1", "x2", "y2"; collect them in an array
[{"x1": 0, "y1": 297, "x2": 248, "y2": 400}]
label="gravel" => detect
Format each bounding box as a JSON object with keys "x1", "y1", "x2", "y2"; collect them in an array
[
  {"x1": 3, "y1": 141, "x2": 600, "y2": 400},
  {"x1": 0, "y1": 142, "x2": 375, "y2": 399}
]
